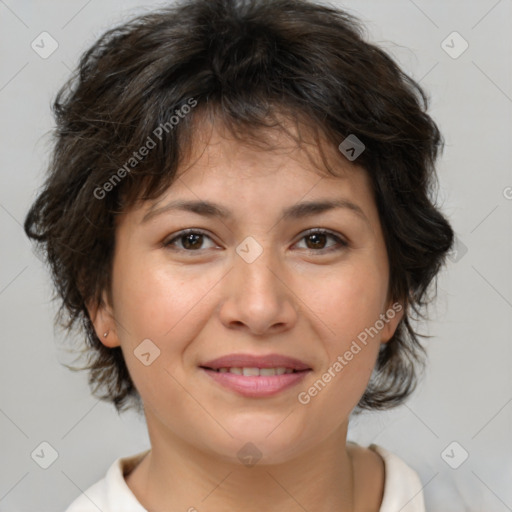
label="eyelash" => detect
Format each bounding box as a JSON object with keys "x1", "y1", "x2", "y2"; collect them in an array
[{"x1": 163, "y1": 228, "x2": 348, "y2": 255}]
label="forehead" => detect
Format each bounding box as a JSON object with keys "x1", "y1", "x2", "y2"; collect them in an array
[
  {"x1": 172, "y1": 114, "x2": 372, "y2": 198},
  {"x1": 179, "y1": 112, "x2": 352, "y2": 179},
  {"x1": 129, "y1": 113, "x2": 379, "y2": 231}
]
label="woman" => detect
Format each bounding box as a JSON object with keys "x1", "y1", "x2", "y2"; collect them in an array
[{"x1": 24, "y1": 0, "x2": 454, "y2": 510}]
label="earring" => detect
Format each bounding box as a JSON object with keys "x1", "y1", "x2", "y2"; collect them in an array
[{"x1": 103, "y1": 331, "x2": 109, "y2": 337}]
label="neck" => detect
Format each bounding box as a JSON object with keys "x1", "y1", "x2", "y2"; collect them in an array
[{"x1": 126, "y1": 415, "x2": 357, "y2": 512}]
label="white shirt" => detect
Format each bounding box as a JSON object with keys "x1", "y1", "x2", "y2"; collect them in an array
[{"x1": 65, "y1": 444, "x2": 425, "y2": 511}]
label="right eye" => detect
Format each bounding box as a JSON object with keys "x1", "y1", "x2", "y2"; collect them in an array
[{"x1": 163, "y1": 229, "x2": 219, "y2": 253}]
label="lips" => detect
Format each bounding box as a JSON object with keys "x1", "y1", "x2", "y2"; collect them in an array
[
  {"x1": 200, "y1": 353, "x2": 312, "y2": 372},
  {"x1": 199, "y1": 353, "x2": 312, "y2": 398}
]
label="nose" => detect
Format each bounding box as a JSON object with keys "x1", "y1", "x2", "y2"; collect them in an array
[{"x1": 217, "y1": 244, "x2": 299, "y2": 336}]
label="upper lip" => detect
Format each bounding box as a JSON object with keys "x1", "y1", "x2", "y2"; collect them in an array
[{"x1": 200, "y1": 353, "x2": 312, "y2": 371}]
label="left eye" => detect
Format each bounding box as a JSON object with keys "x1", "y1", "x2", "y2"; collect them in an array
[
  {"x1": 163, "y1": 229, "x2": 347, "y2": 253},
  {"x1": 295, "y1": 229, "x2": 348, "y2": 252}
]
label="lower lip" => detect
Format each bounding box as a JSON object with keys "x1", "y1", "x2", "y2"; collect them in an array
[{"x1": 201, "y1": 368, "x2": 310, "y2": 397}]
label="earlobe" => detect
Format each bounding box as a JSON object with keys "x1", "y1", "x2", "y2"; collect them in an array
[
  {"x1": 380, "y1": 300, "x2": 405, "y2": 344},
  {"x1": 85, "y1": 293, "x2": 121, "y2": 348},
  {"x1": 101, "y1": 329, "x2": 120, "y2": 348}
]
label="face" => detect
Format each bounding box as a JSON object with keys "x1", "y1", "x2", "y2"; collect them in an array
[{"x1": 89, "y1": 119, "x2": 403, "y2": 465}]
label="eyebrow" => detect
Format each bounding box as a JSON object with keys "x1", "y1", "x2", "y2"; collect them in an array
[{"x1": 141, "y1": 198, "x2": 370, "y2": 225}]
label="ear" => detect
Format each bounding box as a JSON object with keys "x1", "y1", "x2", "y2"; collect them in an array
[
  {"x1": 379, "y1": 299, "x2": 405, "y2": 344},
  {"x1": 85, "y1": 291, "x2": 121, "y2": 348}
]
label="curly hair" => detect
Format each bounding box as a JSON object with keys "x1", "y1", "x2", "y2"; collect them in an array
[{"x1": 24, "y1": 0, "x2": 454, "y2": 413}]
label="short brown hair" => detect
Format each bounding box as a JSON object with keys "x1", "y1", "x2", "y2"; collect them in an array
[{"x1": 24, "y1": 0, "x2": 454, "y2": 412}]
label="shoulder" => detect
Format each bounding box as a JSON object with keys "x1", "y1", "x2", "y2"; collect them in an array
[
  {"x1": 64, "y1": 476, "x2": 108, "y2": 512},
  {"x1": 64, "y1": 451, "x2": 149, "y2": 512},
  {"x1": 368, "y1": 444, "x2": 426, "y2": 512}
]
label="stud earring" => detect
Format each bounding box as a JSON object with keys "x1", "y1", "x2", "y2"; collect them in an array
[{"x1": 103, "y1": 331, "x2": 109, "y2": 337}]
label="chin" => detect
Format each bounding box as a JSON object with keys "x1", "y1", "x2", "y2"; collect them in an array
[
  {"x1": 204, "y1": 415, "x2": 318, "y2": 466},
  {"x1": 211, "y1": 438, "x2": 306, "y2": 467}
]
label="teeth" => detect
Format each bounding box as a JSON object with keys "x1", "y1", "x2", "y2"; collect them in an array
[
  {"x1": 242, "y1": 367, "x2": 260, "y2": 376},
  {"x1": 215, "y1": 367, "x2": 297, "y2": 375}
]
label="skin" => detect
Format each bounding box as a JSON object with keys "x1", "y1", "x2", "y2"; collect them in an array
[{"x1": 88, "y1": 117, "x2": 404, "y2": 512}]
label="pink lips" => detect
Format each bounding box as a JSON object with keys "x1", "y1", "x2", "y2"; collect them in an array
[
  {"x1": 201, "y1": 353, "x2": 311, "y2": 371},
  {"x1": 200, "y1": 353, "x2": 312, "y2": 398}
]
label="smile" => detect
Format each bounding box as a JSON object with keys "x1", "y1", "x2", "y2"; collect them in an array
[
  {"x1": 199, "y1": 367, "x2": 311, "y2": 397},
  {"x1": 209, "y1": 367, "x2": 300, "y2": 375}
]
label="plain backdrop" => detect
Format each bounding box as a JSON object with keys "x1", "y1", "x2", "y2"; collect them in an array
[{"x1": 1, "y1": 1, "x2": 511, "y2": 511}]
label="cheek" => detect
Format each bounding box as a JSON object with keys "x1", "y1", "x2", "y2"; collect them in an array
[
  {"x1": 296, "y1": 280, "x2": 383, "y2": 428},
  {"x1": 303, "y1": 261, "x2": 387, "y2": 348},
  {"x1": 110, "y1": 255, "x2": 219, "y2": 443},
  {"x1": 113, "y1": 254, "x2": 208, "y2": 340},
  {"x1": 111, "y1": 255, "x2": 219, "y2": 395},
  {"x1": 297, "y1": 262, "x2": 385, "y2": 404}
]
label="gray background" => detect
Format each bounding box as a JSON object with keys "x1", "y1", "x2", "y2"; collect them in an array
[{"x1": 1, "y1": 0, "x2": 511, "y2": 511}]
